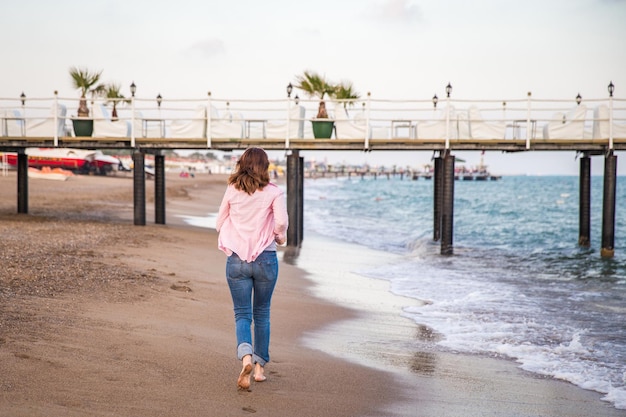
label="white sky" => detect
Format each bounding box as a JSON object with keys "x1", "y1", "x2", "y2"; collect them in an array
[{"x1": 1, "y1": 0, "x2": 625, "y2": 175}]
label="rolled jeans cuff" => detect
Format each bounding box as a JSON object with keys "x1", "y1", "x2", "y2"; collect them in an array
[{"x1": 237, "y1": 343, "x2": 253, "y2": 360}]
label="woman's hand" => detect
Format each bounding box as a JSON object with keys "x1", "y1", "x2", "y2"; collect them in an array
[{"x1": 274, "y1": 234, "x2": 286, "y2": 245}]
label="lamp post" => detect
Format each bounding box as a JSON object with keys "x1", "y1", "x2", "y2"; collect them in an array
[
  {"x1": 432, "y1": 94, "x2": 438, "y2": 109},
  {"x1": 20, "y1": 92, "x2": 26, "y2": 133},
  {"x1": 130, "y1": 82, "x2": 136, "y2": 146},
  {"x1": 285, "y1": 83, "x2": 293, "y2": 147},
  {"x1": 156, "y1": 94, "x2": 163, "y2": 137},
  {"x1": 608, "y1": 81, "x2": 614, "y2": 150},
  {"x1": 576, "y1": 93, "x2": 582, "y2": 106},
  {"x1": 445, "y1": 83, "x2": 452, "y2": 149}
]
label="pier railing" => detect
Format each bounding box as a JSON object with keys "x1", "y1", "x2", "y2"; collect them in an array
[{"x1": 1, "y1": 92, "x2": 624, "y2": 152}]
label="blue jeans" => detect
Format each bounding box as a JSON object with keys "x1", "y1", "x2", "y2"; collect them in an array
[{"x1": 226, "y1": 250, "x2": 278, "y2": 366}]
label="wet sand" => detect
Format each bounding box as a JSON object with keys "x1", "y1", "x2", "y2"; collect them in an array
[{"x1": 0, "y1": 170, "x2": 623, "y2": 416}]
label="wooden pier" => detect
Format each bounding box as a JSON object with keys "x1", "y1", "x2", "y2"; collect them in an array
[{"x1": 1, "y1": 91, "x2": 624, "y2": 257}]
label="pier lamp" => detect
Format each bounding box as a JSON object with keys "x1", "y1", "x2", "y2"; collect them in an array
[
  {"x1": 432, "y1": 94, "x2": 438, "y2": 108},
  {"x1": 576, "y1": 93, "x2": 582, "y2": 106},
  {"x1": 445, "y1": 83, "x2": 452, "y2": 149},
  {"x1": 130, "y1": 82, "x2": 137, "y2": 146},
  {"x1": 286, "y1": 82, "x2": 293, "y2": 98},
  {"x1": 608, "y1": 81, "x2": 615, "y2": 149},
  {"x1": 156, "y1": 93, "x2": 162, "y2": 108},
  {"x1": 20, "y1": 91, "x2": 26, "y2": 106},
  {"x1": 295, "y1": 94, "x2": 299, "y2": 105}
]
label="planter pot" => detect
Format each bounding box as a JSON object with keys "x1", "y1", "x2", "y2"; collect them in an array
[
  {"x1": 72, "y1": 119, "x2": 93, "y2": 137},
  {"x1": 311, "y1": 119, "x2": 334, "y2": 139}
]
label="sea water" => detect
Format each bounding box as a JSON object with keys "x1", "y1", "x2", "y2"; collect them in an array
[{"x1": 303, "y1": 175, "x2": 626, "y2": 410}]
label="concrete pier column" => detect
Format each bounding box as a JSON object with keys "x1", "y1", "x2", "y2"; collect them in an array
[
  {"x1": 17, "y1": 150, "x2": 28, "y2": 214},
  {"x1": 601, "y1": 152, "x2": 617, "y2": 258},
  {"x1": 287, "y1": 150, "x2": 302, "y2": 247},
  {"x1": 298, "y1": 155, "x2": 304, "y2": 244},
  {"x1": 133, "y1": 150, "x2": 146, "y2": 226},
  {"x1": 155, "y1": 152, "x2": 166, "y2": 225},
  {"x1": 578, "y1": 154, "x2": 591, "y2": 247},
  {"x1": 433, "y1": 156, "x2": 443, "y2": 241},
  {"x1": 441, "y1": 152, "x2": 455, "y2": 255}
]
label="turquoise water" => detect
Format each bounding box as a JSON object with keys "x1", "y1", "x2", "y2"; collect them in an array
[{"x1": 303, "y1": 175, "x2": 626, "y2": 410}]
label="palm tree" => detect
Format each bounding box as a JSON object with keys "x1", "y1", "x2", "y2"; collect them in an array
[
  {"x1": 333, "y1": 81, "x2": 360, "y2": 112},
  {"x1": 69, "y1": 67, "x2": 104, "y2": 117},
  {"x1": 294, "y1": 71, "x2": 361, "y2": 118},
  {"x1": 294, "y1": 70, "x2": 336, "y2": 118},
  {"x1": 101, "y1": 83, "x2": 130, "y2": 120}
]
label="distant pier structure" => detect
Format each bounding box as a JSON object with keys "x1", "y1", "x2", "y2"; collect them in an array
[{"x1": 0, "y1": 84, "x2": 623, "y2": 257}]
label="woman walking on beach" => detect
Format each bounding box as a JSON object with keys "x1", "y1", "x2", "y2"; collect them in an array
[{"x1": 216, "y1": 147, "x2": 289, "y2": 390}]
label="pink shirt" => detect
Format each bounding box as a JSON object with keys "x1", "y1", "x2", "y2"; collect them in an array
[{"x1": 216, "y1": 183, "x2": 288, "y2": 262}]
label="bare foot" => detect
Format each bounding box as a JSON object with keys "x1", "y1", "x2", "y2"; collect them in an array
[
  {"x1": 254, "y1": 363, "x2": 266, "y2": 382},
  {"x1": 237, "y1": 362, "x2": 253, "y2": 390}
]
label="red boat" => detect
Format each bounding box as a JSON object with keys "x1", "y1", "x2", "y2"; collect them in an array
[{"x1": 0, "y1": 148, "x2": 123, "y2": 175}]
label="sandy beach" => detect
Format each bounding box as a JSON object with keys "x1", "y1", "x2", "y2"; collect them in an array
[{"x1": 1, "y1": 170, "x2": 624, "y2": 417}]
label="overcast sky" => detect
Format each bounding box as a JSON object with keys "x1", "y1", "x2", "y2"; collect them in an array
[{"x1": 1, "y1": 0, "x2": 625, "y2": 174}]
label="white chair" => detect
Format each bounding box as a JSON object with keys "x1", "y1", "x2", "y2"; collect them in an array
[
  {"x1": 2, "y1": 109, "x2": 25, "y2": 136},
  {"x1": 25, "y1": 104, "x2": 67, "y2": 137},
  {"x1": 415, "y1": 106, "x2": 456, "y2": 140},
  {"x1": 468, "y1": 106, "x2": 506, "y2": 139},
  {"x1": 592, "y1": 105, "x2": 626, "y2": 139},
  {"x1": 93, "y1": 104, "x2": 130, "y2": 137},
  {"x1": 265, "y1": 105, "x2": 305, "y2": 139},
  {"x1": 542, "y1": 105, "x2": 589, "y2": 139},
  {"x1": 333, "y1": 102, "x2": 367, "y2": 139},
  {"x1": 170, "y1": 106, "x2": 207, "y2": 139}
]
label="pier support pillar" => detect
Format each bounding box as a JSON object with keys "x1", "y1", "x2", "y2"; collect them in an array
[
  {"x1": 433, "y1": 155, "x2": 443, "y2": 241},
  {"x1": 133, "y1": 150, "x2": 146, "y2": 226},
  {"x1": 601, "y1": 152, "x2": 617, "y2": 258},
  {"x1": 154, "y1": 152, "x2": 166, "y2": 225},
  {"x1": 578, "y1": 154, "x2": 591, "y2": 247},
  {"x1": 17, "y1": 149, "x2": 28, "y2": 214},
  {"x1": 298, "y1": 154, "x2": 304, "y2": 244},
  {"x1": 441, "y1": 152, "x2": 455, "y2": 255},
  {"x1": 287, "y1": 150, "x2": 303, "y2": 247}
]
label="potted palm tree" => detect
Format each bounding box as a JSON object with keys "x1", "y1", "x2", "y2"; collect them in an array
[
  {"x1": 294, "y1": 70, "x2": 360, "y2": 138},
  {"x1": 294, "y1": 70, "x2": 336, "y2": 138},
  {"x1": 101, "y1": 83, "x2": 130, "y2": 121},
  {"x1": 69, "y1": 67, "x2": 104, "y2": 136}
]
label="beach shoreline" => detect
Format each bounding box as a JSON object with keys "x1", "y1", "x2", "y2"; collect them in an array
[{"x1": 0, "y1": 171, "x2": 624, "y2": 416}]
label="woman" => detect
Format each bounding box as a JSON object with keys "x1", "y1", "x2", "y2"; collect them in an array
[{"x1": 216, "y1": 147, "x2": 289, "y2": 390}]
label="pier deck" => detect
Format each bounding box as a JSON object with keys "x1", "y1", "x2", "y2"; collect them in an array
[{"x1": 1, "y1": 136, "x2": 625, "y2": 153}]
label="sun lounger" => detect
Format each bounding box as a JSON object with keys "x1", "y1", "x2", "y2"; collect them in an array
[
  {"x1": 25, "y1": 104, "x2": 67, "y2": 137},
  {"x1": 415, "y1": 106, "x2": 456, "y2": 140},
  {"x1": 209, "y1": 105, "x2": 244, "y2": 139},
  {"x1": 542, "y1": 105, "x2": 589, "y2": 139},
  {"x1": 468, "y1": 106, "x2": 506, "y2": 139},
  {"x1": 170, "y1": 106, "x2": 207, "y2": 139},
  {"x1": 92, "y1": 104, "x2": 130, "y2": 137},
  {"x1": 592, "y1": 105, "x2": 626, "y2": 139},
  {"x1": 265, "y1": 105, "x2": 305, "y2": 139}
]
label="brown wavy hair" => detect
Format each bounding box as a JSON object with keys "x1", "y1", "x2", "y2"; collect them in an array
[{"x1": 228, "y1": 147, "x2": 271, "y2": 194}]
